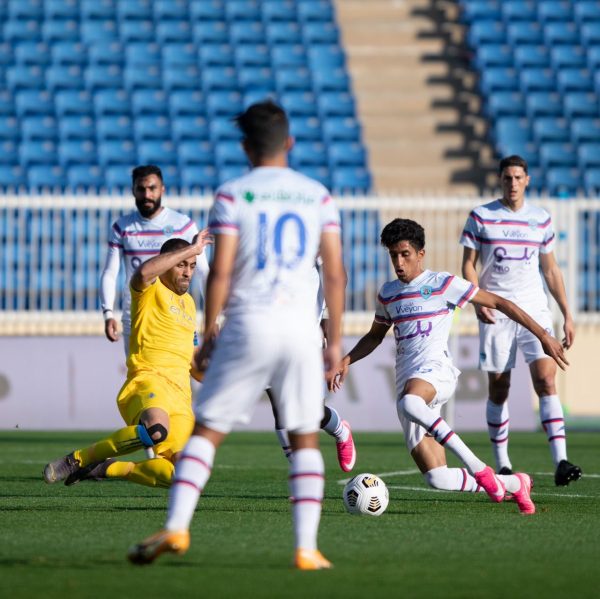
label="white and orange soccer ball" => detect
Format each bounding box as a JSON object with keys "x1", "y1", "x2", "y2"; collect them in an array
[{"x1": 342, "y1": 473, "x2": 389, "y2": 516}]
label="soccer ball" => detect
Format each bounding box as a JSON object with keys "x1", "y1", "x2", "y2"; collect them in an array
[{"x1": 342, "y1": 473, "x2": 389, "y2": 516}]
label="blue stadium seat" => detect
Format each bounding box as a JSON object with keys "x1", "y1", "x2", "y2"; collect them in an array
[
  {"x1": 0, "y1": 116, "x2": 19, "y2": 141},
  {"x1": 163, "y1": 66, "x2": 201, "y2": 92},
  {"x1": 580, "y1": 23, "x2": 600, "y2": 47},
  {"x1": 261, "y1": 1, "x2": 297, "y2": 22},
  {"x1": 189, "y1": 1, "x2": 225, "y2": 22},
  {"x1": 6, "y1": 65, "x2": 45, "y2": 90},
  {"x1": 493, "y1": 117, "x2": 531, "y2": 148},
  {"x1": 177, "y1": 140, "x2": 213, "y2": 165},
  {"x1": 9, "y1": 0, "x2": 44, "y2": 19},
  {"x1": 575, "y1": 2, "x2": 600, "y2": 24},
  {"x1": 265, "y1": 22, "x2": 302, "y2": 45},
  {"x1": 532, "y1": 117, "x2": 570, "y2": 143},
  {"x1": 557, "y1": 69, "x2": 593, "y2": 94},
  {"x1": 125, "y1": 42, "x2": 161, "y2": 65},
  {"x1": 131, "y1": 89, "x2": 168, "y2": 116},
  {"x1": 93, "y1": 89, "x2": 130, "y2": 115},
  {"x1": 280, "y1": 91, "x2": 318, "y2": 116},
  {"x1": 513, "y1": 46, "x2": 549, "y2": 69},
  {"x1": 19, "y1": 140, "x2": 58, "y2": 166},
  {"x1": 67, "y1": 165, "x2": 105, "y2": 190},
  {"x1": 544, "y1": 22, "x2": 580, "y2": 47},
  {"x1": 209, "y1": 116, "x2": 241, "y2": 141},
  {"x1": 507, "y1": 22, "x2": 543, "y2": 46},
  {"x1": 571, "y1": 118, "x2": 600, "y2": 144},
  {"x1": 307, "y1": 45, "x2": 345, "y2": 68},
  {"x1": 299, "y1": 165, "x2": 330, "y2": 188},
  {"x1": 123, "y1": 64, "x2": 162, "y2": 90},
  {"x1": 290, "y1": 116, "x2": 321, "y2": 141},
  {"x1": 156, "y1": 21, "x2": 192, "y2": 44},
  {"x1": 82, "y1": 0, "x2": 116, "y2": 19},
  {"x1": 271, "y1": 44, "x2": 306, "y2": 68},
  {"x1": 460, "y1": 0, "x2": 501, "y2": 24},
  {"x1": 332, "y1": 167, "x2": 371, "y2": 194},
  {"x1": 137, "y1": 140, "x2": 177, "y2": 164},
  {"x1": 3, "y1": 20, "x2": 41, "y2": 43},
  {"x1": 0, "y1": 141, "x2": 19, "y2": 164},
  {"x1": 88, "y1": 41, "x2": 125, "y2": 65},
  {"x1": 159, "y1": 164, "x2": 180, "y2": 190},
  {"x1": 45, "y1": 0, "x2": 79, "y2": 19},
  {"x1": 119, "y1": 20, "x2": 155, "y2": 43},
  {"x1": 546, "y1": 167, "x2": 581, "y2": 197},
  {"x1": 169, "y1": 90, "x2": 206, "y2": 117},
  {"x1": 59, "y1": 115, "x2": 96, "y2": 140},
  {"x1": 519, "y1": 68, "x2": 555, "y2": 93},
  {"x1": 0, "y1": 91, "x2": 14, "y2": 115},
  {"x1": 276, "y1": 66, "x2": 312, "y2": 93},
  {"x1": 85, "y1": 64, "x2": 124, "y2": 91},
  {"x1": 230, "y1": 22, "x2": 265, "y2": 44},
  {"x1": 154, "y1": 0, "x2": 188, "y2": 20},
  {"x1": 538, "y1": 1, "x2": 572, "y2": 23},
  {"x1": 15, "y1": 41, "x2": 50, "y2": 66},
  {"x1": 180, "y1": 164, "x2": 218, "y2": 190},
  {"x1": 578, "y1": 143, "x2": 600, "y2": 171},
  {"x1": 550, "y1": 46, "x2": 587, "y2": 70},
  {"x1": 297, "y1": 1, "x2": 334, "y2": 23},
  {"x1": 215, "y1": 141, "x2": 246, "y2": 166},
  {"x1": 290, "y1": 141, "x2": 327, "y2": 167},
  {"x1": 80, "y1": 21, "x2": 118, "y2": 44},
  {"x1": 43, "y1": 19, "x2": 79, "y2": 42},
  {"x1": 323, "y1": 117, "x2": 361, "y2": 142},
  {"x1": 474, "y1": 44, "x2": 512, "y2": 70},
  {"x1": 329, "y1": 142, "x2": 367, "y2": 168},
  {"x1": 234, "y1": 44, "x2": 270, "y2": 67},
  {"x1": 27, "y1": 165, "x2": 67, "y2": 190},
  {"x1": 55, "y1": 90, "x2": 93, "y2": 117},
  {"x1": 584, "y1": 167, "x2": 600, "y2": 195},
  {"x1": 199, "y1": 44, "x2": 234, "y2": 67},
  {"x1": 540, "y1": 142, "x2": 577, "y2": 169},
  {"x1": 238, "y1": 67, "x2": 275, "y2": 92},
  {"x1": 116, "y1": 0, "x2": 153, "y2": 21},
  {"x1": 98, "y1": 140, "x2": 136, "y2": 167},
  {"x1": 479, "y1": 68, "x2": 518, "y2": 94},
  {"x1": 313, "y1": 67, "x2": 350, "y2": 92},
  {"x1": 58, "y1": 140, "x2": 97, "y2": 166},
  {"x1": 564, "y1": 92, "x2": 599, "y2": 119},
  {"x1": 193, "y1": 21, "x2": 229, "y2": 45},
  {"x1": 46, "y1": 65, "x2": 84, "y2": 91},
  {"x1": 96, "y1": 115, "x2": 133, "y2": 140},
  {"x1": 225, "y1": 0, "x2": 261, "y2": 22},
  {"x1": 15, "y1": 90, "x2": 53, "y2": 117},
  {"x1": 22, "y1": 116, "x2": 58, "y2": 141},
  {"x1": 501, "y1": 1, "x2": 537, "y2": 23},
  {"x1": 202, "y1": 66, "x2": 238, "y2": 92},
  {"x1": 468, "y1": 21, "x2": 505, "y2": 47},
  {"x1": 0, "y1": 42, "x2": 13, "y2": 67},
  {"x1": 303, "y1": 22, "x2": 339, "y2": 45},
  {"x1": 525, "y1": 92, "x2": 562, "y2": 119},
  {"x1": 134, "y1": 115, "x2": 171, "y2": 141},
  {"x1": 218, "y1": 164, "x2": 249, "y2": 184},
  {"x1": 162, "y1": 43, "x2": 197, "y2": 66},
  {"x1": 318, "y1": 91, "x2": 355, "y2": 117},
  {"x1": 242, "y1": 89, "x2": 277, "y2": 108},
  {"x1": 105, "y1": 165, "x2": 134, "y2": 190},
  {"x1": 485, "y1": 91, "x2": 525, "y2": 118},
  {"x1": 51, "y1": 41, "x2": 87, "y2": 66},
  {"x1": 0, "y1": 164, "x2": 26, "y2": 188}
]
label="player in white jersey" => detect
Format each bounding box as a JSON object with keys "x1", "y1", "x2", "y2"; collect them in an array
[
  {"x1": 461, "y1": 155, "x2": 581, "y2": 486},
  {"x1": 129, "y1": 101, "x2": 346, "y2": 570},
  {"x1": 329, "y1": 218, "x2": 568, "y2": 515},
  {"x1": 100, "y1": 164, "x2": 209, "y2": 354}
]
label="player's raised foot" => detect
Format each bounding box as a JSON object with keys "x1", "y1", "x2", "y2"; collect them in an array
[
  {"x1": 127, "y1": 529, "x2": 190, "y2": 565},
  {"x1": 512, "y1": 473, "x2": 535, "y2": 515},
  {"x1": 43, "y1": 452, "x2": 80, "y2": 484},
  {"x1": 294, "y1": 548, "x2": 333, "y2": 570},
  {"x1": 554, "y1": 460, "x2": 582, "y2": 486},
  {"x1": 64, "y1": 458, "x2": 115, "y2": 486},
  {"x1": 336, "y1": 420, "x2": 356, "y2": 473},
  {"x1": 498, "y1": 466, "x2": 513, "y2": 475},
  {"x1": 474, "y1": 465, "x2": 506, "y2": 503}
]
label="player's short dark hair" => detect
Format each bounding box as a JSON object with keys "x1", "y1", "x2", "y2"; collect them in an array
[
  {"x1": 160, "y1": 238, "x2": 190, "y2": 254},
  {"x1": 380, "y1": 218, "x2": 425, "y2": 251},
  {"x1": 233, "y1": 100, "x2": 289, "y2": 158},
  {"x1": 132, "y1": 165, "x2": 163, "y2": 186},
  {"x1": 499, "y1": 155, "x2": 528, "y2": 175}
]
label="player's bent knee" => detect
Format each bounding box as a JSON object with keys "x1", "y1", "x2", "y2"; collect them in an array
[
  {"x1": 397, "y1": 394, "x2": 424, "y2": 422},
  {"x1": 136, "y1": 423, "x2": 168, "y2": 447}
]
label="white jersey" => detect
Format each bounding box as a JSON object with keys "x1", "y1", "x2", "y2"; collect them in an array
[
  {"x1": 460, "y1": 199, "x2": 555, "y2": 317},
  {"x1": 208, "y1": 166, "x2": 340, "y2": 322},
  {"x1": 375, "y1": 270, "x2": 478, "y2": 381},
  {"x1": 100, "y1": 206, "x2": 209, "y2": 332}
]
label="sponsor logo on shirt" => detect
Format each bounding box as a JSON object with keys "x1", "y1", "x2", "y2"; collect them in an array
[
  {"x1": 395, "y1": 303, "x2": 422, "y2": 314},
  {"x1": 502, "y1": 229, "x2": 528, "y2": 239}
]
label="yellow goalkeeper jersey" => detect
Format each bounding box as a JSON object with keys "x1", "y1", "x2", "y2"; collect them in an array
[{"x1": 126, "y1": 277, "x2": 197, "y2": 397}]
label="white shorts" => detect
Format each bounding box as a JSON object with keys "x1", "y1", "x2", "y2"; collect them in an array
[
  {"x1": 196, "y1": 314, "x2": 324, "y2": 435},
  {"x1": 478, "y1": 309, "x2": 554, "y2": 372},
  {"x1": 396, "y1": 360, "x2": 460, "y2": 452}
]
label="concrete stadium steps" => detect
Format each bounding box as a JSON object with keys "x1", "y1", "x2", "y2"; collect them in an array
[{"x1": 334, "y1": 0, "x2": 497, "y2": 195}]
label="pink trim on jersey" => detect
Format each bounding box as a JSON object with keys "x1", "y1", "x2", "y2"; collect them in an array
[
  {"x1": 378, "y1": 275, "x2": 454, "y2": 304},
  {"x1": 322, "y1": 222, "x2": 341, "y2": 231},
  {"x1": 392, "y1": 307, "x2": 450, "y2": 323},
  {"x1": 457, "y1": 284, "x2": 477, "y2": 308},
  {"x1": 321, "y1": 194, "x2": 332, "y2": 205},
  {"x1": 123, "y1": 249, "x2": 160, "y2": 256},
  {"x1": 375, "y1": 314, "x2": 392, "y2": 325},
  {"x1": 120, "y1": 220, "x2": 194, "y2": 237},
  {"x1": 542, "y1": 234, "x2": 555, "y2": 246},
  {"x1": 472, "y1": 236, "x2": 543, "y2": 247},
  {"x1": 216, "y1": 191, "x2": 235, "y2": 203},
  {"x1": 208, "y1": 222, "x2": 239, "y2": 232},
  {"x1": 469, "y1": 212, "x2": 551, "y2": 229},
  {"x1": 108, "y1": 241, "x2": 123, "y2": 249}
]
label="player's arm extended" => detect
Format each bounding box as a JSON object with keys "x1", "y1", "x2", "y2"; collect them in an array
[
  {"x1": 328, "y1": 320, "x2": 390, "y2": 391},
  {"x1": 540, "y1": 251, "x2": 575, "y2": 349},
  {"x1": 131, "y1": 230, "x2": 213, "y2": 292},
  {"x1": 462, "y1": 246, "x2": 495, "y2": 324},
  {"x1": 100, "y1": 242, "x2": 122, "y2": 342},
  {"x1": 471, "y1": 289, "x2": 569, "y2": 369}
]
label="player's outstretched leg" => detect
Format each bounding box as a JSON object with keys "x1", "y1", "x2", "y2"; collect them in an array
[{"x1": 321, "y1": 406, "x2": 356, "y2": 472}]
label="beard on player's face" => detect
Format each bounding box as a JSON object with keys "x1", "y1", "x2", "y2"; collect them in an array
[{"x1": 135, "y1": 195, "x2": 162, "y2": 218}]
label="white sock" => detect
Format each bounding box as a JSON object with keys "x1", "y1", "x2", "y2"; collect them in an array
[
  {"x1": 399, "y1": 394, "x2": 486, "y2": 475},
  {"x1": 289, "y1": 448, "x2": 324, "y2": 551},
  {"x1": 165, "y1": 435, "x2": 215, "y2": 532},
  {"x1": 486, "y1": 400, "x2": 512, "y2": 471},
  {"x1": 275, "y1": 429, "x2": 292, "y2": 461},
  {"x1": 322, "y1": 406, "x2": 349, "y2": 442},
  {"x1": 540, "y1": 394, "x2": 567, "y2": 465},
  {"x1": 424, "y1": 466, "x2": 483, "y2": 492}
]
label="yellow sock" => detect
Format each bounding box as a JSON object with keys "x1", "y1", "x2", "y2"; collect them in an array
[
  {"x1": 106, "y1": 458, "x2": 174, "y2": 488},
  {"x1": 73, "y1": 425, "x2": 146, "y2": 467}
]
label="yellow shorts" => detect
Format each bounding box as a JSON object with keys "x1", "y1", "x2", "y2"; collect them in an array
[{"x1": 117, "y1": 374, "x2": 194, "y2": 461}]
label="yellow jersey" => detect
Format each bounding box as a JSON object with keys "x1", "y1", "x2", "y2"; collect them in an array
[{"x1": 126, "y1": 277, "x2": 197, "y2": 397}]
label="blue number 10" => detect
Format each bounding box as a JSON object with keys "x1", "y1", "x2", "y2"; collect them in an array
[{"x1": 257, "y1": 211, "x2": 307, "y2": 270}]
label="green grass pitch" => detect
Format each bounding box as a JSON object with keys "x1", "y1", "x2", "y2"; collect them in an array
[{"x1": 1, "y1": 430, "x2": 599, "y2": 599}]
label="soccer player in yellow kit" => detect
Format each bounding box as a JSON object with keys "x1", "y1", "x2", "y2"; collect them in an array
[{"x1": 43, "y1": 231, "x2": 212, "y2": 488}]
